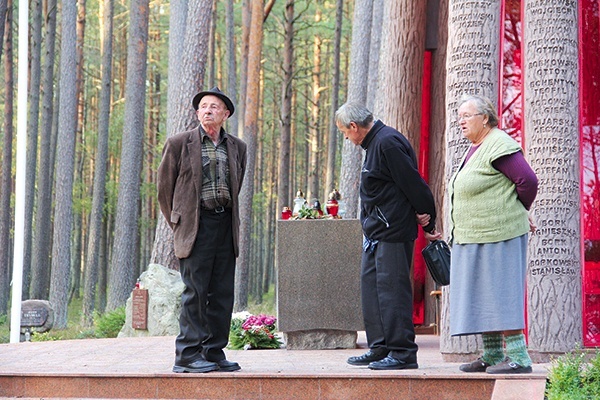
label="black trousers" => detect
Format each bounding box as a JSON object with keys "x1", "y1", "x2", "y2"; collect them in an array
[
  {"x1": 361, "y1": 240, "x2": 418, "y2": 363},
  {"x1": 175, "y1": 209, "x2": 235, "y2": 364}
]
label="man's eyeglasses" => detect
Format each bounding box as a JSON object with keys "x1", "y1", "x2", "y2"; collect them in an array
[{"x1": 455, "y1": 113, "x2": 483, "y2": 122}]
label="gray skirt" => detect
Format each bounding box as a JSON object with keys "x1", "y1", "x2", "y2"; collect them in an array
[{"x1": 449, "y1": 234, "x2": 528, "y2": 336}]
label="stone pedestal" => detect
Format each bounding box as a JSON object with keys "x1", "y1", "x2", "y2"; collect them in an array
[{"x1": 276, "y1": 219, "x2": 363, "y2": 349}]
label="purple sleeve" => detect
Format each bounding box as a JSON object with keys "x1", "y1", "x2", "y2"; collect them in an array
[{"x1": 492, "y1": 151, "x2": 539, "y2": 210}]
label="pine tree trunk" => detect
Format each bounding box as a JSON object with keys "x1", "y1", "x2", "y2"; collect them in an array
[
  {"x1": 276, "y1": 0, "x2": 294, "y2": 215},
  {"x1": 30, "y1": 0, "x2": 57, "y2": 300},
  {"x1": 50, "y1": 0, "x2": 79, "y2": 328},
  {"x1": 107, "y1": 0, "x2": 150, "y2": 311},
  {"x1": 235, "y1": 0, "x2": 264, "y2": 312},
  {"x1": 23, "y1": 0, "x2": 44, "y2": 299},
  {"x1": 225, "y1": 0, "x2": 238, "y2": 138},
  {"x1": 338, "y1": 0, "x2": 373, "y2": 219},
  {"x1": 376, "y1": 0, "x2": 426, "y2": 149},
  {"x1": 82, "y1": 0, "x2": 113, "y2": 325},
  {"x1": 0, "y1": 0, "x2": 14, "y2": 315},
  {"x1": 325, "y1": 0, "x2": 342, "y2": 198}
]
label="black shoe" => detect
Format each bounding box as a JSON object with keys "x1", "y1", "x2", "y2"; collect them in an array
[
  {"x1": 368, "y1": 356, "x2": 418, "y2": 370},
  {"x1": 347, "y1": 350, "x2": 388, "y2": 366},
  {"x1": 459, "y1": 357, "x2": 491, "y2": 373},
  {"x1": 486, "y1": 357, "x2": 532, "y2": 374},
  {"x1": 173, "y1": 359, "x2": 219, "y2": 373},
  {"x1": 214, "y1": 359, "x2": 241, "y2": 372}
]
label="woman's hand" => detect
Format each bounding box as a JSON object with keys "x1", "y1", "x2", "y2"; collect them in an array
[
  {"x1": 528, "y1": 215, "x2": 537, "y2": 233},
  {"x1": 424, "y1": 229, "x2": 442, "y2": 241}
]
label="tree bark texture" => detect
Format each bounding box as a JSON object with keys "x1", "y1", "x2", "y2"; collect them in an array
[
  {"x1": 307, "y1": 8, "x2": 322, "y2": 203},
  {"x1": 235, "y1": 0, "x2": 264, "y2": 312},
  {"x1": 324, "y1": 0, "x2": 343, "y2": 199},
  {"x1": 338, "y1": 0, "x2": 373, "y2": 219},
  {"x1": 0, "y1": 0, "x2": 13, "y2": 315},
  {"x1": 366, "y1": 0, "x2": 383, "y2": 112},
  {"x1": 50, "y1": 0, "x2": 79, "y2": 328},
  {"x1": 376, "y1": 0, "x2": 426, "y2": 151},
  {"x1": 82, "y1": 0, "x2": 114, "y2": 326},
  {"x1": 150, "y1": 0, "x2": 213, "y2": 271},
  {"x1": 0, "y1": 0, "x2": 6, "y2": 65},
  {"x1": 440, "y1": 0, "x2": 502, "y2": 359},
  {"x1": 107, "y1": 0, "x2": 150, "y2": 311},
  {"x1": 23, "y1": 0, "x2": 44, "y2": 298},
  {"x1": 276, "y1": 0, "x2": 294, "y2": 215},
  {"x1": 226, "y1": 0, "x2": 238, "y2": 137},
  {"x1": 524, "y1": 0, "x2": 581, "y2": 358},
  {"x1": 31, "y1": 0, "x2": 58, "y2": 300}
]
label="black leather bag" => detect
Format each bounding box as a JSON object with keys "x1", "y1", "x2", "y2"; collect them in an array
[{"x1": 421, "y1": 240, "x2": 451, "y2": 286}]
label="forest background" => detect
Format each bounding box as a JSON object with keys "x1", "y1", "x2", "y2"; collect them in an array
[{"x1": 0, "y1": 0, "x2": 444, "y2": 335}]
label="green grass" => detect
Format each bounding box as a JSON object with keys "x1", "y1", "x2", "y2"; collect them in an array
[
  {"x1": 0, "y1": 288, "x2": 277, "y2": 343},
  {"x1": 0, "y1": 297, "x2": 123, "y2": 343}
]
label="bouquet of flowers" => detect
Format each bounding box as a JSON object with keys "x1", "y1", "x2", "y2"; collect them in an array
[{"x1": 228, "y1": 312, "x2": 282, "y2": 350}]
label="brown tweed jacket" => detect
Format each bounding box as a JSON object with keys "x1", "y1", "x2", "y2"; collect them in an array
[{"x1": 157, "y1": 126, "x2": 247, "y2": 259}]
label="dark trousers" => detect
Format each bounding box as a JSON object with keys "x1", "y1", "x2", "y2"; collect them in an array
[
  {"x1": 361, "y1": 240, "x2": 418, "y2": 363},
  {"x1": 175, "y1": 209, "x2": 235, "y2": 364}
]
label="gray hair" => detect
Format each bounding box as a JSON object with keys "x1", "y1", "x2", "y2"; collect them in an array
[
  {"x1": 335, "y1": 102, "x2": 374, "y2": 128},
  {"x1": 459, "y1": 94, "x2": 499, "y2": 127}
]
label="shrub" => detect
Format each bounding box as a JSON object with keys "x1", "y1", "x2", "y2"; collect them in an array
[
  {"x1": 94, "y1": 307, "x2": 126, "y2": 338},
  {"x1": 546, "y1": 347, "x2": 600, "y2": 400}
]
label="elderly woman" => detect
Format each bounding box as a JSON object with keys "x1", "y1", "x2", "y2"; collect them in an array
[{"x1": 449, "y1": 95, "x2": 538, "y2": 374}]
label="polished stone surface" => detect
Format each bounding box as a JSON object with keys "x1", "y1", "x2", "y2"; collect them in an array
[
  {"x1": 276, "y1": 219, "x2": 363, "y2": 335},
  {"x1": 0, "y1": 333, "x2": 549, "y2": 399}
]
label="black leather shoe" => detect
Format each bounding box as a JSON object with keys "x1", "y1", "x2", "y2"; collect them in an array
[
  {"x1": 486, "y1": 357, "x2": 532, "y2": 374},
  {"x1": 368, "y1": 356, "x2": 419, "y2": 370},
  {"x1": 214, "y1": 359, "x2": 241, "y2": 372},
  {"x1": 459, "y1": 357, "x2": 491, "y2": 373},
  {"x1": 172, "y1": 359, "x2": 219, "y2": 373},
  {"x1": 347, "y1": 350, "x2": 388, "y2": 365}
]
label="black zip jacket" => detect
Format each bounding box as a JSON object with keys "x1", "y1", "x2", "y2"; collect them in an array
[{"x1": 360, "y1": 120, "x2": 437, "y2": 242}]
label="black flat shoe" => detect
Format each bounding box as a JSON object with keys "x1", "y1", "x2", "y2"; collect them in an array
[
  {"x1": 347, "y1": 350, "x2": 388, "y2": 365},
  {"x1": 214, "y1": 359, "x2": 241, "y2": 372},
  {"x1": 486, "y1": 357, "x2": 532, "y2": 374},
  {"x1": 368, "y1": 356, "x2": 418, "y2": 370},
  {"x1": 459, "y1": 357, "x2": 491, "y2": 373},
  {"x1": 172, "y1": 359, "x2": 219, "y2": 373}
]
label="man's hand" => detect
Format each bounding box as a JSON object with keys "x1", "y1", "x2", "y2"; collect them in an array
[{"x1": 416, "y1": 213, "x2": 431, "y2": 226}]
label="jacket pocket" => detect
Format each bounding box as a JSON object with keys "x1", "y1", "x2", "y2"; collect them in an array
[{"x1": 170, "y1": 211, "x2": 181, "y2": 225}]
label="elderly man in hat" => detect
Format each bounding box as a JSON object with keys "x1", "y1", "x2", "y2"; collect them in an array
[{"x1": 158, "y1": 87, "x2": 247, "y2": 373}]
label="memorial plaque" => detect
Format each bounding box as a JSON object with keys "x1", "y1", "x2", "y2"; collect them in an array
[
  {"x1": 132, "y1": 288, "x2": 148, "y2": 330},
  {"x1": 20, "y1": 299, "x2": 54, "y2": 334},
  {"x1": 21, "y1": 305, "x2": 48, "y2": 327}
]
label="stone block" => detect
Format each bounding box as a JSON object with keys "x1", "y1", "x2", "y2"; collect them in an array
[
  {"x1": 276, "y1": 219, "x2": 363, "y2": 347},
  {"x1": 284, "y1": 329, "x2": 358, "y2": 350},
  {"x1": 119, "y1": 264, "x2": 185, "y2": 337}
]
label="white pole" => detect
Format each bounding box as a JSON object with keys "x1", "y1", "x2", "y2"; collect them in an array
[{"x1": 10, "y1": 0, "x2": 29, "y2": 343}]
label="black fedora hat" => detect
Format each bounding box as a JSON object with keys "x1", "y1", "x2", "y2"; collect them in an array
[{"x1": 192, "y1": 86, "x2": 235, "y2": 116}]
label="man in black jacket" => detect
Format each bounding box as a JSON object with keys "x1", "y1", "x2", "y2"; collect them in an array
[{"x1": 336, "y1": 102, "x2": 441, "y2": 370}]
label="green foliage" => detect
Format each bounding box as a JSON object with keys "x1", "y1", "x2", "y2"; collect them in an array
[
  {"x1": 296, "y1": 204, "x2": 319, "y2": 219},
  {"x1": 546, "y1": 347, "x2": 600, "y2": 399},
  {"x1": 228, "y1": 312, "x2": 282, "y2": 350},
  {"x1": 93, "y1": 307, "x2": 126, "y2": 338},
  {"x1": 31, "y1": 331, "x2": 64, "y2": 342}
]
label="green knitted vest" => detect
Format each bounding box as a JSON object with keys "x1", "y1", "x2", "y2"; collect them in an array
[{"x1": 449, "y1": 128, "x2": 530, "y2": 244}]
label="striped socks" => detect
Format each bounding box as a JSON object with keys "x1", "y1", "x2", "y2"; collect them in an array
[
  {"x1": 481, "y1": 333, "x2": 504, "y2": 365},
  {"x1": 504, "y1": 333, "x2": 532, "y2": 367}
]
